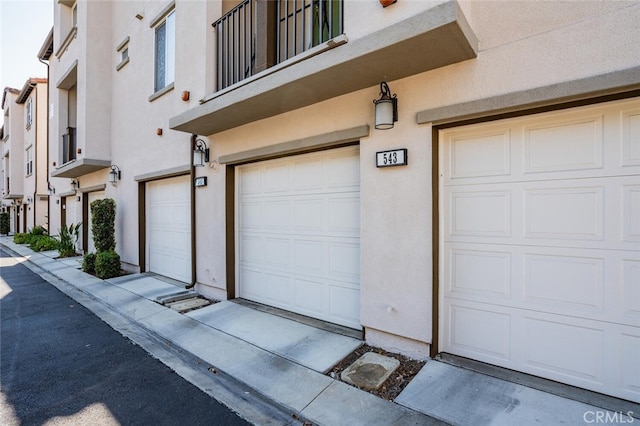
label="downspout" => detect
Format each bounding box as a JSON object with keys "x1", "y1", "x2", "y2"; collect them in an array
[
  {"x1": 39, "y1": 56, "x2": 50, "y2": 234},
  {"x1": 186, "y1": 134, "x2": 197, "y2": 289}
]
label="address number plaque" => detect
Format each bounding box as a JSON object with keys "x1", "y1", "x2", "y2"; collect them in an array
[{"x1": 376, "y1": 149, "x2": 408, "y2": 168}]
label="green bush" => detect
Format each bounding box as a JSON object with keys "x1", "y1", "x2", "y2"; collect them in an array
[
  {"x1": 13, "y1": 233, "x2": 29, "y2": 244},
  {"x1": 0, "y1": 212, "x2": 9, "y2": 235},
  {"x1": 58, "y1": 223, "x2": 81, "y2": 258},
  {"x1": 30, "y1": 235, "x2": 59, "y2": 252},
  {"x1": 82, "y1": 252, "x2": 97, "y2": 274},
  {"x1": 95, "y1": 250, "x2": 121, "y2": 279},
  {"x1": 31, "y1": 226, "x2": 47, "y2": 236},
  {"x1": 91, "y1": 199, "x2": 116, "y2": 252}
]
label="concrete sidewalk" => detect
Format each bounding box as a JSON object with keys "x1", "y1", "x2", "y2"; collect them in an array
[{"x1": 2, "y1": 237, "x2": 637, "y2": 426}]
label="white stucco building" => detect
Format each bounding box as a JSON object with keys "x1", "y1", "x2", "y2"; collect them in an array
[
  {"x1": 44, "y1": 0, "x2": 639, "y2": 403},
  {"x1": 2, "y1": 78, "x2": 49, "y2": 234}
]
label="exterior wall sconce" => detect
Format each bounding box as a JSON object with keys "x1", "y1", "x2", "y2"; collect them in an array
[
  {"x1": 109, "y1": 165, "x2": 122, "y2": 186},
  {"x1": 373, "y1": 82, "x2": 398, "y2": 130},
  {"x1": 48, "y1": 183, "x2": 56, "y2": 195},
  {"x1": 25, "y1": 197, "x2": 33, "y2": 204},
  {"x1": 70, "y1": 179, "x2": 78, "y2": 191},
  {"x1": 193, "y1": 138, "x2": 210, "y2": 167},
  {"x1": 181, "y1": 91, "x2": 190, "y2": 101}
]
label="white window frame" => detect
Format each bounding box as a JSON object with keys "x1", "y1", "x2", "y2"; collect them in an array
[
  {"x1": 26, "y1": 98, "x2": 33, "y2": 129},
  {"x1": 26, "y1": 147, "x2": 33, "y2": 176},
  {"x1": 153, "y1": 9, "x2": 175, "y2": 93}
]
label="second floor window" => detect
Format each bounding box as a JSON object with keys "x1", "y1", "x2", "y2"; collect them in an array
[
  {"x1": 154, "y1": 10, "x2": 175, "y2": 92},
  {"x1": 26, "y1": 147, "x2": 33, "y2": 176},
  {"x1": 26, "y1": 98, "x2": 33, "y2": 129}
]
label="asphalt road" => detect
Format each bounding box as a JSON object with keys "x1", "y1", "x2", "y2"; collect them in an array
[{"x1": 0, "y1": 248, "x2": 250, "y2": 426}]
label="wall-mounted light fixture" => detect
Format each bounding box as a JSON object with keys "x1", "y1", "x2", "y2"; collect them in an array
[
  {"x1": 109, "y1": 165, "x2": 122, "y2": 186},
  {"x1": 373, "y1": 82, "x2": 398, "y2": 130},
  {"x1": 70, "y1": 179, "x2": 78, "y2": 191},
  {"x1": 193, "y1": 137, "x2": 210, "y2": 167},
  {"x1": 48, "y1": 183, "x2": 56, "y2": 195},
  {"x1": 25, "y1": 197, "x2": 33, "y2": 204}
]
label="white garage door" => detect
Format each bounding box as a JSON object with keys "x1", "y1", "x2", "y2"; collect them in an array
[
  {"x1": 146, "y1": 175, "x2": 191, "y2": 283},
  {"x1": 440, "y1": 98, "x2": 640, "y2": 402},
  {"x1": 237, "y1": 146, "x2": 361, "y2": 329},
  {"x1": 87, "y1": 191, "x2": 105, "y2": 253}
]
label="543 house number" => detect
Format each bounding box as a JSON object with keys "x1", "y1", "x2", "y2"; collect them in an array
[{"x1": 376, "y1": 149, "x2": 408, "y2": 168}]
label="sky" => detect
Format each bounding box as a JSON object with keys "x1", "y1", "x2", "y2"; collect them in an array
[{"x1": 0, "y1": 0, "x2": 53, "y2": 91}]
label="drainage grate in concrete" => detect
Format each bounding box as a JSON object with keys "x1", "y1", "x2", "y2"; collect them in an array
[{"x1": 341, "y1": 352, "x2": 400, "y2": 390}]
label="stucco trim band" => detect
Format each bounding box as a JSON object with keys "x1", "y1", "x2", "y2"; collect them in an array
[
  {"x1": 134, "y1": 164, "x2": 190, "y2": 182},
  {"x1": 79, "y1": 184, "x2": 107, "y2": 194},
  {"x1": 417, "y1": 66, "x2": 640, "y2": 125},
  {"x1": 219, "y1": 125, "x2": 370, "y2": 165}
]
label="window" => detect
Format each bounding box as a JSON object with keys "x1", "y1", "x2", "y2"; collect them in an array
[
  {"x1": 116, "y1": 36, "x2": 130, "y2": 71},
  {"x1": 26, "y1": 98, "x2": 33, "y2": 129},
  {"x1": 154, "y1": 10, "x2": 175, "y2": 92},
  {"x1": 26, "y1": 147, "x2": 33, "y2": 176}
]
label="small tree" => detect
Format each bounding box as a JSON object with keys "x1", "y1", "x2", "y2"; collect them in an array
[
  {"x1": 0, "y1": 212, "x2": 10, "y2": 235},
  {"x1": 86, "y1": 198, "x2": 120, "y2": 279},
  {"x1": 91, "y1": 199, "x2": 116, "y2": 252}
]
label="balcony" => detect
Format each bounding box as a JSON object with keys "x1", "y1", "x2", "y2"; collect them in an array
[
  {"x1": 213, "y1": 0, "x2": 342, "y2": 91},
  {"x1": 62, "y1": 127, "x2": 76, "y2": 164},
  {"x1": 171, "y1": 0, "x2": 478, "y2": 136},
  {"x1": 51, "y1": 126, "x2": 111, "y2": 178}
]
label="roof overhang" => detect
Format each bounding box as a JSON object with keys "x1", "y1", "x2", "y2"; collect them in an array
[
  {"x1": 51, "y1": 159, "x2": 111, "y2": 178},
  {"x1": 17, "y1": 78, "x2": 47, "y2": 104},
  {"x1": 38, "y1": 28, "x2": 54, "y2": 61},
  {"x1": 170, "y1": 0, "x2": 477, "y2": 136}
]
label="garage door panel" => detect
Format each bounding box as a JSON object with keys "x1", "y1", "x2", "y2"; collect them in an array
[
  {"x1": 447, "y1": 302, "x2": 512, "y2": 362},
  {"x1": 447, "y1": 249, "x2": 511, "y2": 300},
  {"x1": 621, "y1": 108, "x2": 640, "y2": 167},
  {"x1": 326, "y1": 152, "x2": 360, "y2": 189},
  {"x1": 523, "y1": 315, "x2": 605, "y2": 383},
  {"x1": 621, "y1": 331, "x2": 640, "y2": 396},
  {"x1": 524, "y1": 254, "x2": 604, "y2": 312},
  {"x1": 523, "y1": 114, "x2": 604, "y2": 173},
  {"x1": 449, "y1": 191, "x2": 511, "y2": 237},
  {"x1": 328, "y1": 196, "x2": 360, "y2": 235},
  {"x1": 329, "y1": 242, "x2": 360, "y2": 280},
  {"x1": 624, "y1": 185, "x2": 640, "y2": 241},
  {"x1": 623, "y1": 260, "x2": 640, "y2": 318},
  {"x1": 238, "y1": 146, "x2": 360, "y2": 329},
  {"x1": 441, "y1": 99, "x2": 640, "y2": 401},
  {"x1": 525, "y1": 187, "x2": 603, "y2": 240},
  {"x1": 448, "y1": 128, "x2": 511, "y2": 180}
]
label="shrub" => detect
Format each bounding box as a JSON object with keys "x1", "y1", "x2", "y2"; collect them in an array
[
  {"x1": 82, "y1": 252, "x2": 96, "y2": 274},
  {"x1": 13, "y1": 233, "x2": 30, "y2": 244},
  {"x1": 30, "y1": 235, "x2": 59, "y2": 252},
  {"x1": 95, "y1": 250, "x2": 121, "y2": 279},
  {"x1": 58, "y1": 223, "x2": 81, "y2": 258},
  {"x1": 31, "y1": 226, "x2": 47, "y2": 236},
  {"x1": 91, "y1": 199, "x2": 116, "y2": 252},
  {"x1": 0, "y1": 212, "x2": 9, "y2": 235}
]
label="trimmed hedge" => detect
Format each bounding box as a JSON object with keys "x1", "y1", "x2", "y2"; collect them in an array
[
  {"x1": 0, "y1": 212, "x2": 9, "y2": 235},
  {"x1": 82, "y1": 252, "x2": 97, "y2": 274},
  {"x1": 95, "y1": 250, "x2": 121, "y2": 279},
  {"x1": 91, "y1": 199, "x2": 116, "y2": 252}
]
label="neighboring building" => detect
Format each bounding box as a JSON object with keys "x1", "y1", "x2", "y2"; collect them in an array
[
  {"x1": 16, "y1": 78, "x2": 49, "y2": 233},
  {"x1": 2, "y1": 80, "x2": 49, "y2": 234},
  {"x1": 45, "y1": 0, "x2": 639, "y2": 403}
]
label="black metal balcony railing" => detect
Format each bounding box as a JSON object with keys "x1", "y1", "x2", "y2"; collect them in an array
[
  {"x1": 213, "y1": 0, "x2": 256, "y2": 90},
  {"x1": 62, "y1": 126, "x2": 76, "y2": 164},
  {"x1": 277, "y1": 0, "x2": 342, "y2": 63},
  {"x1": 213, "y1": 0, "x2": 343, "y2": 91}
]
